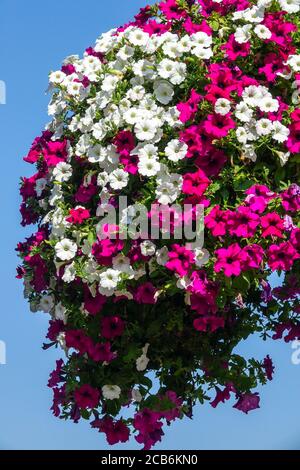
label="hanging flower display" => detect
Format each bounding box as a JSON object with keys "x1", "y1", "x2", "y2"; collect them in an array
[{"x1": 17, "y1": 0, "x2": 300, "y2": 449}]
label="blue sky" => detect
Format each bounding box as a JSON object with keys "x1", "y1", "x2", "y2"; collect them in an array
[{"x1": 0, "y1": 0, "x2": 300, "y2": 450}]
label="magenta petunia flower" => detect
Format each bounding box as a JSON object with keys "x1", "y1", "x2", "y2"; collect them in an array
[
  {"x1": 263, "y1": 355, "x2": 274, "y2": 381},
  {"x1": 134, "y1": 282, "x2": 157, "y2": 304},
  {"x1": 203, "y1": 113, "x2": 236, "y2": 139},
  {"x1": 205, "y1": 205, "x2": 229, "y2": 237},
  {"x1": 182, "y1": 168, "x2": 210, "y2": 197},
  {"x1": 222, "y1": 34, "x2": 250, "y2": 61},
  {"x1": 66, "y1": 207, "x2": 90, "y2": 224},
  {"x1": 233, "y1": 392, "x2": 260, "y2": 414},
  {"x1": 92, "y1": 417, "x2": 130, "y2": 445},
  {"x1": 177, "y1": 89, "x2": 202, "y2": 123},
  {"x1": 101, "y1": 316, "x2": 125, "y2": 339},
  {"x1": 166, "y1": 244, "x2": 195, "y2": 276},
  {"x1": 159, "y1": 0, "x2": 187, "y2": 20},
  {"x1": 74, "y1": 384, "x2": 100, "y2": 409}
]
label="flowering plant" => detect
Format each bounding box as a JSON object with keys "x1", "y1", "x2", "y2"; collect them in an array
[{"x1": 17, "y1": 0, "x2": 300, "y2": 449}]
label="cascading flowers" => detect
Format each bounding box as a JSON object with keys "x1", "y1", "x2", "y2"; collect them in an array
[{"x1": 17, "y1": 0, "x2": 300, "y2": 449}]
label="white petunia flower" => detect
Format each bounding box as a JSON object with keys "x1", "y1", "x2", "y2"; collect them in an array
[
  {"x1": 62, "y1": 262, "x2": 76, "y2": 283},
  {"x1": 254, "y1": 24, "x2": 272, "y2": 39},
  {"x1": 109, "y1": 169, "x2": 129, "y2": 190},
  {"x1": 136, "y1": 354, "x2": 149, "y2": 372},
  {"x1": 52, "y1": 162, "x2": 72, "y2": 182},
  {"x1": 259, "y1": 97, "x2": 279, "y2": 113},
  {"x1": 235, "y1": 102, "x2": 253, "y2": 122},
  {"x1": 191, "y1": 31, "x2": 212, "y2": 48},
  {"x1": 256, "y1": 118, "x2": 273, "y2": 136},
  {"x1": 102, "y1": 74, "x2": 120, "y2": 92},
  {"x1": 112, "y1": 254, "x2": 134, "y2": 277},
  {"x1": 180, "y1": 35, "x2": 192, "y2": 52},
  {"x1": 99, "y1": 269, "x2": 120, "y2": 290},
  {"x1": 123, "y1": 107, "x2": 142, "y2": 125},
  {"x1": 138, "y1": 157, "x2": 161, "y2": 176},
  {"x1": 49, "y1": 185, "x2": 64, "y2": 206},
  {"x1": 162, "y1": 40, "x2": 184, "y2": 59},
  {"x1": 136, "y1": 143, "x2": 158, "y2": 159},
  {"x1": 133, "y1": 59, "x2": 156, "y2": 79},
  {"x1": 35, "y1": 178, "x2": 47, "y2": 197},
  {"x1": 102, "y1": 385, "x2": 121, "y2": 400},
  {"x1": 165, "y1": 139, "x2": 188, "y2": 162},
  {"x1": 244, "y1": 6, "x2": 265, "y2": 23},
  {"x1": 39, "y1": 295, "x2": 55, "y2": 313},
  {"x1": 117, "y1": 45, "x2": 135, "y2": 61},
  {"x1": 67, "y1": 81, "x2": 84, "y2": 96},
  {"x1": 128, "y1": 28, "x2": 149, "y2": 47},
  {"x1": 97, "y1": 171, "x2": 109, "y2": 187},
  {"x1": 192, "y1": 46, "x2": 213, "y2": 59},
  {"x1": 156, "y1": 181, "x2": 179, "y2": 205},
  {"x1": 140, "y1": 240, "x2": 156, "y2": 257},
  {"x1": 234, "y1": 25, "x2": 252, "y2": 44},
  {"x1": 127, "y1": 85, "x2": 146, "y2": 101},
  {"x1": 157, "y1": 59, "x2": 186, "y2": 85},
  {"x1": 278, "y1": 151, "x2": 291, "y2": 166},
  {"x1": 242, "y1": 85, "x2": 264, "y2": 106},
  {"x1": 286, "y1": 54, "x2": 300, "y2": 72},
  {"x1": 215, "y1": 98, "x2": 231, "y2": 116},
  {"x1": 194, "y1": 248, "x2": 210, "y2": 267},
  {"x1": 156, "y1": 246, "x2": 169, "y2": 266},
  {"x1": 135, "y1": 119, "x2": 158, "y2": 141},
  {"x1": 132, "y1": 389, "x2": 143, "y2": 403},
  {"x1": 87, "y1": 144, "x2": 106, "y2": 163},
  {"x1": 54, "y1": 302, "x2": 67, "y2": 324},
  {"x1": 55, "y1": 238, "x2": 77, "y2": 261},
  {"x1": 49, "y1": 70, "x2": 66, "y2": 85},
  {"x1": 153, "y1": 81, "x2": 174, "y2": 105},
  {"x1": 272, "y1": 121, "x2": 290, "y2": 143},
  {"x1": 279, "y1": 0, "x2": 300, "y2": 13},
  {"x1": 92, "y1": 122, "x2": 106, "y2": 141}
]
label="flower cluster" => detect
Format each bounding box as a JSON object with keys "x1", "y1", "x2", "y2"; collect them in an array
[{"x1": 17, "y1": 0, "x2": 300, "y2": 449}]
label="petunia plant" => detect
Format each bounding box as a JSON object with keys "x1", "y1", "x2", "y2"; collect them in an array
[{"x1": 17, "y1": 0, "x2": 300, "y2": 449}]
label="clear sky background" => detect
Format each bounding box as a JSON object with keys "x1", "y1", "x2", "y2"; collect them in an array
[{"x1": 0, "y1": 0, "x2": 300, "y2": 451}]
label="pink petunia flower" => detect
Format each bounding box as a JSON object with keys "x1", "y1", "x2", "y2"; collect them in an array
[
  {"x1": 214, "y1": 243, "x2": 248, "y2": 277},
  {"x1": 261, "y1": 213, "x2": 284, "y2": 238},
  {"x1": 205, "y1": 205, "x2": 228, "y2": 237},
  {"x1": 267, "y1": 242, "x2": 300, "y2": 271},
  {"x1": 243, "y1": 244, "x2": 264, "y2": 269},
  {"x1": 281, "y1": 184, "x2": 300, "y2": 212},
  {"x1": 227, "y1": 206, "x2": 260, "y2": 238}
]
